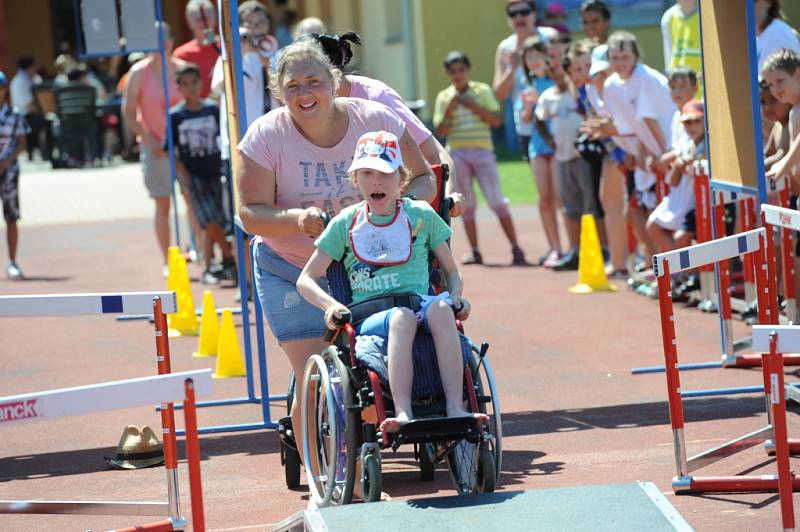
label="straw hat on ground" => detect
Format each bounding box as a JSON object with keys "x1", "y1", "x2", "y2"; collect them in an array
[{"x1": 104, "y1": 425, "x2": 164, "y2": 470}]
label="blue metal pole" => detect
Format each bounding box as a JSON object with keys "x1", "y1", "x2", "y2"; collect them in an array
[
  {"x1": 631, "y1": 360, "x2": 724, "y2": 375},
  {"x1": 155, "y1": 0, "x2": 182, "y2": 249}
]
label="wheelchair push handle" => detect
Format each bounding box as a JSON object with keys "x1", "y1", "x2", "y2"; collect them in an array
[
  {"x1": 332, "y1": 310, "x2": 352, "y2": 327},
  {"x1": 323, "y1": 310, "x2": 352, "y2": 342}
]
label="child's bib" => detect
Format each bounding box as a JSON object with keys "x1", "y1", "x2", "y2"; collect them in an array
[{"x1": 349, "y1": 201, "x2": 412, "y2": 266}]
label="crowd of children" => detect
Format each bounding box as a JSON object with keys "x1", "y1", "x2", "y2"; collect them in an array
[{"x1": 427, "y1": 0, "x2": 800, "y2": 314}]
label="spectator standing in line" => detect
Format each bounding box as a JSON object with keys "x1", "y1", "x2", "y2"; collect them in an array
[
  {"x1": 660, "y1": 0, "x2": 702, "y2": 88},
  {"x1": 764, "y1": 49, "x2": 800, "y2": 182},
  {"x1": 0, "y1": 72, "x2": 30, "y2": 280},
  {"x1": 536, "y1": 43, "x2": 600, "y2": 271},
  {"x1": 493, "y1": 0, "x2": 557, "y2": 160},
  {"x1": 10, "y1": 56, "x2": 49, "y2": 162},
  {"x1": 755, "y1": 0, "x2": 800, "y2": 73},
  {"x1": 433, "y1": 51, "x2": 527, "y2": 266},
  {"x1": 580, "y1": 0, "x2": 611, "y2": 46},
  {"x1": 519, "y1": 36, "x2": 560, "y2": 266},
  {"x1": 122, "y1": 22, "x2": 185, "y2": 271},
  {"x1": 168, "y1": 64, "x2": 235, "y2": 284},
  {"x1": 603, "y1": 31, "x2": 676, "y2": 265},
  {"x1": 173, "y1": 0, "x2": 221, "y2": 99}
]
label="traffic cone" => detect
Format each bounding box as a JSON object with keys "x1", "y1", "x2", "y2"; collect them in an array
[
  {"x1": 213, "y1": 308, "x2": 246, "y2": 378},
  {"x1": 193, "y1": 291, "x2": 220, "y2": 358},
  {"x1": 569, "y1": 214, "x2": 618, "y2": 294},
  {"x1": 166, "y1": 245, "x2": 181, "y2": 292},
  {"x1": 168, "y1": 255, "x2": 199, "y2": 336}
]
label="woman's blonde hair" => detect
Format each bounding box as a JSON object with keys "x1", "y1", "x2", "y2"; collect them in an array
[{"x1": 271, "y1": 39, "x2": 341, "y2": 101}]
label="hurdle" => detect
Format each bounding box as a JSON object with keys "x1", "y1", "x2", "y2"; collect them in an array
[
  {"x1": 0, "y1": 369, "x2": 212, "y2": 531},
  {"x1": 652, "y1": 227, "x2": 793, "y2": 493},
  {"x1": 630, "y1": 171, "x2": 793, "y2": 376}
]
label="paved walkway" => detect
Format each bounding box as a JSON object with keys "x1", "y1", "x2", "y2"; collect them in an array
[{"x1": 18, "y1": 160, "x2": 186, "y2": 227}]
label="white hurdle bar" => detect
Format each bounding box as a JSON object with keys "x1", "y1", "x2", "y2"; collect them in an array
[
  {"x1": 653, "y1": 228, "x2": 765, "y2": 278},
  {"x1": 0, "y1": 291, "x2": 177, "y2": 317},
  {"x1": 0, "y1": 369, "x2": 212, "y2": 530},
  {"x1": 0, "y1": 369, "x2": 211, "y2": 425}
]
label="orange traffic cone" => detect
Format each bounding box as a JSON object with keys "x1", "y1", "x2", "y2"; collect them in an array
[
  {"x1": 193, "y1": 291, "x2": 219, "y2": 358},
  {"x1": 569, "y1": 214, "x2": 617, "y2": 294},
  {"x1": 213, "y1": 308, "x2": 246, "y2": 378}
]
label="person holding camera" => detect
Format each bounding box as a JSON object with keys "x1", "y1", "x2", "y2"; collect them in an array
[
  {"x1": 433, "y1": 51, "x2": 527, "y2": 266},
  {"x1": 173, "y1": 0, "x2": 220, "y2": 99}
]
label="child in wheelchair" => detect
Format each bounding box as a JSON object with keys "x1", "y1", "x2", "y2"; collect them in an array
[{"x1": 297, "y1": 130, "x2": 489, "y2": 435}]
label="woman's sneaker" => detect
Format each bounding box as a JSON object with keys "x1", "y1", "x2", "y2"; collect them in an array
[
  {"x1": 511, "y1": 245, "x2": 528, "y2": 265},
  {"x1": 462, "y1": 250, "x2": 483, "y2": 265},
  {"x1": 6, "y1": 261, "x2": 23, "y2": 280}
]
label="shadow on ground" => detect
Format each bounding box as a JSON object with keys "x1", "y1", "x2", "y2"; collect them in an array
[
  {"x1": 501, "y1": 396, "x2": 782, "y2": 437},
  {"x1": 0, "y1": 430, "x2": 278, "y2": 482}
]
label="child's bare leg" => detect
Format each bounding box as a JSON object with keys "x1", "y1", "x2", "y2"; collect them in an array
[
  {"x1": 380, "y1": 308, "x2": 417, "y2": 433},
  {"x1": 533, "y1": 157, "x2": 562, "y2": 253},
  {"x1": 625, "y1": 203, "x2": 656, "y2": 260},
  {"x1": 426, "y1": 301, "x2": 488, "y2": 426},
  {"x1": 645, "y1": 218, "x2": 675, "y2": 253},
  {"x1": 6, "y1": 219, "x2": 18, "y2": 262}
]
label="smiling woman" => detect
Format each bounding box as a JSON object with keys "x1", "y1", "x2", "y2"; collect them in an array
[{"x1": 234, "y1": 38, "x2": 434, "y2": 466}]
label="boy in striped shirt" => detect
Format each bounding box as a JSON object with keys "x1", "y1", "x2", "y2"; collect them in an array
[{"x1": 433, "y1": 51, "x2": 526, "y2": 266}]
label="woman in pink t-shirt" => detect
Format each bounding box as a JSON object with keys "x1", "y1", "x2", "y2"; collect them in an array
[
  {"x1": 236, "y1": 39, "x2": 433, "y2": 454},
  {"x1": 305, "y1": 32, "x2": 464, "y2": 216}
]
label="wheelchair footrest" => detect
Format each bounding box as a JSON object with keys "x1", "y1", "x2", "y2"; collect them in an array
[{"x1": 390, "y1": 416, "x2": 482, "y2": 446}]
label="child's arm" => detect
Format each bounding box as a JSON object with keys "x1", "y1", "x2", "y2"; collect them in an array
[
  {"x1": 434, "y1": 94, "x2": 460, "y2": 138},
  {"x1": 297, "y1": 249, "x2": 350, "y2": 329},
  {"x1": 432, "y1": 242, "x2": 471, "y2": 320},
  {"x1": 460, "y1": 95, "x2": 502, "y2": 128},
  {"x1": 0, "y1": 134, "x2": 26, "y2": 173},
  {"x1": 767, "y1": 129, "x2": 800, "y2": 181}
]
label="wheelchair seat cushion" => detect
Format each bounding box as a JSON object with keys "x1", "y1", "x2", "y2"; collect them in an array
[{"x1": 355, "y1": 330, "x2": 473, "y2": 400}]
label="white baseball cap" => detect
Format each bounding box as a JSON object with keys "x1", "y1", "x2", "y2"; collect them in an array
[{"x1": 348, "y1": 131, "x2": 404, "y2": 174}]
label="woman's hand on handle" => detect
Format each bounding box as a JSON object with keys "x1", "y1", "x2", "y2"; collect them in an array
[{"x1": 324, "y1": 303, "x2": 352, "y2": 330}]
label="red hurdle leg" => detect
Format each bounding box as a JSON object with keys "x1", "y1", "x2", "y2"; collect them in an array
[
  {"x1": 656, "y1": 261, "x2": 688, "y2": 477},
  {"x1": 742, "y1": 199, "x2": 757, "y2": 304},
  {"x1": 153, "y1": 297, "x2": 180, "y2": 520},
  {"x1": 715, "y1": 193, "x2": 734, "y2": 355},
  {"x1": 184, "y1": 379, "x2": 206, "y2": 532},
  {"x1": 767, "y1": 333, "x2": 796, "y2": 530}
]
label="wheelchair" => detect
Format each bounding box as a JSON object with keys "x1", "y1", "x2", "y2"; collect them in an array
[{"x1": 277, "y1": 164, "x2": 502, "y2": 507}]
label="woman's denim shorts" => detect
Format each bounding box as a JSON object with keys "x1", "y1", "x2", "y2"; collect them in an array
[{"x1": 253, "y1": 243, "x2": 329, "y2": 343}]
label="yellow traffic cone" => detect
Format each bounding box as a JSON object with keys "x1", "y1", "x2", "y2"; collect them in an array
[
  {"x1": 569, "y1": 214, "x2": 618, "y2": 294},
  {"x1": 168, "y1": 255, "x2": 199, "y2": 336},
  {"x1": 166, "y1": 245, "x2": 181, "y2": 292},
  {"x1": 214, "y1": 308, "x2": 246, "y2": 378},
  {"x1": 193, "y1": 291, "x2": 219, "y2": 357}
]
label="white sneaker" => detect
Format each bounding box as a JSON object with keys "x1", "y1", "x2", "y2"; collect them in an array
[{"x1": 6, "y1": 262, "x2": 23, "y2": 280}]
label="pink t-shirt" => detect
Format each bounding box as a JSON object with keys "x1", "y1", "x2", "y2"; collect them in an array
[
  {"x1": 237, "y1": 97, "x2": 405, "y2": 268},
  {"x1": 134, "y1": 57, "x2": 181, "y2": 145},
  {"x1": 348, "y1": 75, "x2": 431, "y2": 146}
]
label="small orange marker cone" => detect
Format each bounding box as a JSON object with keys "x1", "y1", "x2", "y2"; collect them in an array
[
  {"x1": 569, "y1": 214, "x2": 618, "y2": 294},
  {"x1": 193, "y1": 291, "x2": 219, "y2": 357},
  {"x1": 213, "y1": 308, "x2": 246, "y2": 378}
]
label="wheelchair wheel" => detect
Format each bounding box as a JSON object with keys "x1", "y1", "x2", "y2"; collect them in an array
[
  {"x1": 282, "y1": 372, "x2": 301, "y2": 489},
  {"x1": 362, "y1": 453, "x2": 382, "y2": 502},
  {"x1": 418, "y1": 443, "x2": 435, "y2": 481},
  {"x1": 470, "y1": 353, "x2": 502, "y2": 485},
  {"x1": 301, "y1": 349, "x2": 357, "y2": 507},
  {"x1": 477, "y1": 441, "x2": 496, "y2": 493}
]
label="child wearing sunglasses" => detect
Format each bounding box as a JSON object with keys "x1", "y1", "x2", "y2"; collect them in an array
[{"x1": 296, "y1": 130, "x2": 488, "y2": 434}]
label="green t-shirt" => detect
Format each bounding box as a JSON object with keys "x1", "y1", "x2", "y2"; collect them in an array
[{"x1": 315, "y1": 198, "x2": 452, "y2": 304}]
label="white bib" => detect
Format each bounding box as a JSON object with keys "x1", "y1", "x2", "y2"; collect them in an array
[{"x1": 349, "y1": 201, "x2": 413, "y2": 266}]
